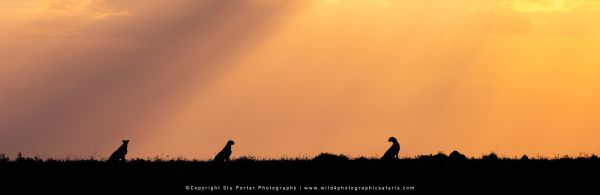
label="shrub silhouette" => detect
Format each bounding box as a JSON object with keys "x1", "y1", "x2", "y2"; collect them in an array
[
  {"x1": 417, "y1": 152, "x2": 449, "y2": 161},
  {"x1": 0, "y1": 153, "x2": 8, "y2": 164},
  {"x1": 16, "y1": 152, "x2": 23, "y2": 162},
  {"x1": 234, "y1": 156, "x2": 258, "y2": 162},
  {"x1": 520, "y1": 155, "x2": 529, "y2": 161},
  {"x1": 312, "y1": 153, "x2": 350, "y2": 162},
  {"x1": 482, "y1": 152, "x2": 499, "y2": 161},
  {"x1": 433, "y1": 152, "x2": 449, "y2": 160},
  {"x1": 449, "y1": 150, "x2": 467, "y2": 160},
  {"x1": 449, "y1": 150, "x2": 467, "y2": 161}
]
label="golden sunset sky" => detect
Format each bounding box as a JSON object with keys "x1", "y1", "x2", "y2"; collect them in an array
[{"x1": 1, "y1": 0, "x2": 599, "y2": 159}]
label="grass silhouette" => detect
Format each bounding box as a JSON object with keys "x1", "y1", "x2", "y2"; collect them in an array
[{"x1": 1, "y1": 152, "x2": 599, "y2": 193}]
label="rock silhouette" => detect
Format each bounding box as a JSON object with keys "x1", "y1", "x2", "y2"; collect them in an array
[
  {"x1": 381, "y1": 137, "x2": 400, "y2": 160},
  {"x1": 213, "y1": 140, "x2": 235, "y2": 162},
  {"x1": 108, "y1": 140, "x2": 129, "y2": 162}
]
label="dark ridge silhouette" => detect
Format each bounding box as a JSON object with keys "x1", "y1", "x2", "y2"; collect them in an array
[
  {"x1": 312, "y1": 153, "x2": 350, "y2": 162},
  {"x1": 2, "y1": 152, "x2": 600, "y2": 193},
  {"x1": 108, "y1": 140, "x2": 129, "y2": 162},
  {"x1": 381, "y1": 136, "x2": 400, "y2": 160},
  {"x1": 449, "y1": 150, "x2": 467, "y2": 161},
  {"x1": 213, "y1": 140, "x2": 235, "y2": 162}
]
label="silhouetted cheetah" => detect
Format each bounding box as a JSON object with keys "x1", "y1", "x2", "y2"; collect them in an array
[
  {"x1": 108, "y1": 140, "x2": 129, "y2": 162},
  {"x1": 381, "y1": 137, "x2": 399, "y2": 160},
  {"x1": 214, "y1": 140, "x2": 235, "y2": 162}
]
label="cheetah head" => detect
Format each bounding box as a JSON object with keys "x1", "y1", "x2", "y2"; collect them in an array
[{"x1": 388, "y1": 137, "x2": 397, "y2": 143}]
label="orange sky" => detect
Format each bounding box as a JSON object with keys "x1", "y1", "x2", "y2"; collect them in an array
[{"x1": 1, "y1": 0, "x2": 599, "y2": 159}]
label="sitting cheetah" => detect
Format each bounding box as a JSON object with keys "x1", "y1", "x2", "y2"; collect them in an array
[
  {"x1": 108, "y1": 140, "x2": 129, "y2": 162},
  {"x1": 381, "y1": 137, "x2": 400, "y2": 160},
  {"x1": 213, "y1": 140, "x2": 235, "y2": 162}
]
